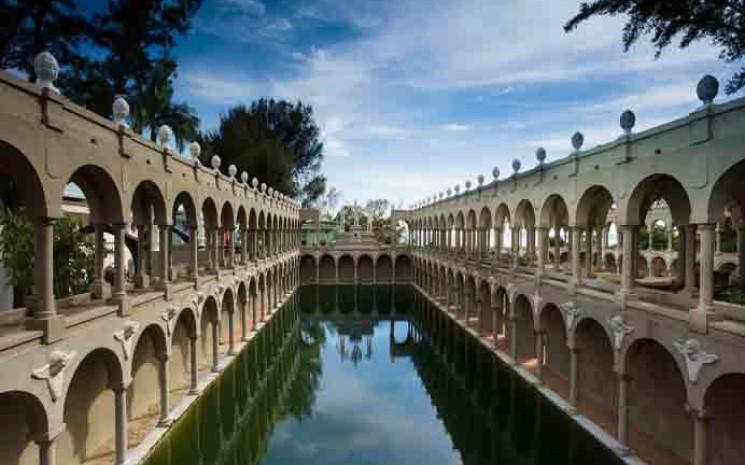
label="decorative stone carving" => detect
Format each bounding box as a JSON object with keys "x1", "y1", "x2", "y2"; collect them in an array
[
  {"x1": 228, "y1": 164, "x2": 238, "y2": 178},
  {"x1": 532, "y1": 293, "x2": 542, "y2": 318},
  {"x1": 158, "y1": 125, "x2": 173, "y2": 148},
  {"x1": 674, "y1": 339, "x2": 719, "y2": 383},
  {"x1": 607, "y1": 315, "x2": 634, "y2": 350},
  {"x1": 571, "y1": 131, "x2": 584, "y2": 152},
  {"x1": 252, "y1": 177, "x2": 259, "y2": 188},
  {"x1": 33, "y1": 51, "x2": 59, "y2": 94},
  {"x1": 161, "y1": 306, "x2": 178, "y2": 336},
  {"x1": 112, "y1": 97, "x2": 130, "y2": 127},
  {"x1": 465, "y1": 180, "x2": 472, "y2": 191},
  {"x1": 113, "y1": 321, "x2": 140, "y2": 360},
  {"x1": 477, "y1": 175, "x2": 484, "y2": 186},
  {"x1": 31, "y1": 350, "x2": 76, "y2": 402},
  {"x1": 696, "y1": 75, "x2": 719, "y2": 105},
  {"x1": 241, "y1": 171, "x2": 249, "y2": 183},
  {"x1": 560, "y1": 301, "x2": 582, "y2": 331},
  {"x1": 210, "y1": 154, "x2": 221, "y2": 170},
  {"x1": 512, "y1": 158, "x2": 521, "y2": 174},
  {"x1": 492, "y1": 167, "x2": 500, "y2": 180},
  {"x1": 188, "y1": 141, "x2": 201, "y2": 160},
  {"x1": 505, "y1": 283, "x2": 518, "y2": 303},
  {"x1": 620, "y1": 110, "x2": 636, "y2": 135},
  {"x1": 536, "y1": 147, "x2": 546, "y2": 164}
]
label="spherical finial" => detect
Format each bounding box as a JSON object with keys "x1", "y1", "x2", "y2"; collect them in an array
[
  {"x1": 439, "y1": 192, "x2": 444, "y2": 200},
  {"x1": 33, "y1": 51, "x2": 59, "y2": 93},
  {"x1": 571, "y1": 131, "x2": 584, "y2": 152},
  {"x1": 157, "y1": 125, "x2": 173, "y2": 147},
  {"x1": 210, "y1": 154, "x2": 221, "y2": 170},
  {"x1": 620, "y1": 109, "x2": 636, "y2": 135},
  {"x1": 477, "y1": 174, "x2": 484, "y2": 186},
  {"x1": 454, "y1": 184, "x2": 460, "y2": 194},
  {"x1": 241, "y1": 171, "x2": 249, "y2": 183},
  {"x1": 112, "y1": 97, "x2": 129, "y2": 127},
  {"x1": 697, "y1": 75, "x2": 719, "y2": 105},
  {"x1": 536, "y1": 147, "x2": 546, "y2": 164},
  {"x1": 260, "y1": 182, "x2": 267, "y2": 193},
  {"x1": 512, "y1": 158, "x2": 521, "y2": 173},
  {"x1": 465, "y1": 180, "x2": 472, "y2": 191},
  {"x1": 228, "y1": 164, "x2": 237, "y2": 178},
  {"x1": 268, "y1": 187, "x2": 274, "y2": 197},
  {"x1": 492, "y1": 167, "x2": 500, "y2": 180},
  {"x1": 252, "y1": 177, "x2": 259, "y2": 188},
  {"x1": 446, "y1": 188, "x2": 452, "y2": 196},
  {"x1": 188, "y1": 141, "x2": 201, "y2": 160}
]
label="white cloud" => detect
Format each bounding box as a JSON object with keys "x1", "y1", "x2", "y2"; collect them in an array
[
  {"x1": 441, "y1": 123, "x2": 470, "y2": 132},
  {"x1": 182, "y1": 72, "x2": 259, "y2": 104}
]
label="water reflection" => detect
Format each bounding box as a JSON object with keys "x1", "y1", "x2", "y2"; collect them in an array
[{"x1": 143, "y1": 285, "x2": 622, "y2": 465}]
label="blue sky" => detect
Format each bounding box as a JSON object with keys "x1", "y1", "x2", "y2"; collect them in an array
[{"x1": 165, "y1": 0, "x2": 736, "y2": 207}]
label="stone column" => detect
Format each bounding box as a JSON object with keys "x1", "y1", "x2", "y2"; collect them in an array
[
  {"x1": 227, "y1": 312, "x2": 236, "y2": 355},
  {"x1": 213, "y1": 228, "x2": 221, "y2": 270},
  {"x1": 188, "y1": 336, "x2": 199, "y2": 394},
  {"x1": 569, "y1": 348, "x2": 579, "y2": 408},
  {"x1": 536, "y1": 227, "x2": 547, "y2": 274},
  {"x1": 512, "y1": 226, "x2": 520, "y2": 269},
  {"x1": 527, "y1": 227, "x2": 536, "y2": 266},
  {"x1": 693, "y1": 410, "x2": 708, "y2": 465},
  {"x1": 585, "y1": 226, "x2": 593, "y2": 278},
  {"x1": 241, "y1": 228, "x2": 248, "y2": 264},
  {"x1": 620, "y1": 225, "x2": 636, "y2": 295},
  {"x1": 685, "y1": 225, "x2": 697, "y2": 293},
  {"x1": 28, "y1": 218, "x2": 62, "y2": 340},
  {"x1": 647, "y1": 223, "x2": 653, "y2": 250},
  {"x1": 158, "y1": 354, "x2": 170, "y2": 426},
  {"x1": 114, "y1": 384, "x2": 128, "y2": 465},
  {"x1": 91, "y1": 222, "x2": 109, "y2": 299},
  {"x1": 715, "y1": 223, "x2": 722, "y2": 254},
  {"x1": 491, "y1": 297, "x2": 500, "y2": 346},
  {"x1": 494, "y1": 227, "x2": 502, "y2": 264},
  {"x1": 113, "y1": 223, "x2": 127, "y2": 298},
  {"x1": 509, "y1": 315, "x2": 517, "y2": 360},
  {"x1": 464, "y1": 288, "x2": 472, "y2": 323},
  {"x1": 211, "y1": 321, "x2": 220, "y2": 372},
  {"x1": 698, "y1": 224, "x2": 716, "y2": 313},
  {"x1": 159, "y1": 225, "x2": 170, "y2": 288},
  {"x1": 135, "y1": 226, "x2": 149, "y2": 288},
  {"x1": 570, "y1": 226, "x2": 582, "y2": 289},
  {"x1": 554, "y1": 226, "x2": 561, "y2": 271},
  {"x1": 36, "y1": 435, "x2": 57, "y2": 465},
  {"x1": 535, "y1": 331, "x2": 544, "y2": 382},
  {"x1": 667, "y1": 226, "x2": 673, "y2": 252},
  {"x1": 617, "y1": 373, "x2": 630, "y2": 449}
]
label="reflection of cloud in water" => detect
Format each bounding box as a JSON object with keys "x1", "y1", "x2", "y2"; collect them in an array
[{"x1": 263, "y1": 322, "x2": 461, "y2": 465}]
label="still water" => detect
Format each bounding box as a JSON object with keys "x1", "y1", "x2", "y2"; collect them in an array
[{"x1": 143, "y1": 285, "x2": 623, "y2": 465}]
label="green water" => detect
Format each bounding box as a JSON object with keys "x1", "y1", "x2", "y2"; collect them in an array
[{"x1": 143, "y1": 285, "x2": 623, "y2": 465}]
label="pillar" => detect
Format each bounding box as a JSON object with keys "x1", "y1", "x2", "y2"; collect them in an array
[
  {"x1": 490, "y1": 297, "x2": 500, "y2": 346},
  {"x1": 90, "y1": 222, "x2": 109, "y2": 299},
  {"x1": 28, "y1": 218, "x2": 61, "y2": 340},
  {"x1": 36, "y1": 435, "x2": 57, "y2": 465},
  {"x1": 554, "y1": 225, "x2": 561, "y2": 271},
  {"x1": 212, "y1": 228, "x2": 220, "y2": 270},
  {"x1": 227, "y1": 312, "x2": 236, "y2": 355},
  {"x1": 211, "y1": 320, "x2": 220, "y2": 372},
  {"x1": 189, "y1": 226, "x2": 199, "y2": 280},
  {"x1": 113, "y1": 223, "x2": 127, "y2": 297},
  {"x1": 569, "y1": 348, "x2": 579, "y2": 408},
  {"x1": 617, "y1": 373, "x2": 630, "y2": 449},
  {"x1": 241, "y1": 227, "x2": 248, "y2": 264},
  {"x1": 620, "y1": 225, "x2": 636, "y2": 295},
  {"x1": 512, "y1": 226, "x2": 520, "y2": 269},
  {"x1": 114, "y1": 384, "x2": 128, "y2": 465},
  {"x1": 693, "y1": 410, "x2": 708, "y2": 465},
  {"x1": 188, "y1": 336, "x2": 199, "y2": 394},
  {"x1": 159, "y1": 225, "x2": 170, "y2": 287},
  {"x1": 509, "y1": 315, "x2": 517, "y2": 360},
  {"x1": 698, "y1": 224, "x2": 716, "y2": 312},
  {"x1": 570, "y1": 226, "x2": 582, "y2": 288},
  {"x1": 536, "y1": 227, "x2": 547, "y2": 274},
  {"x1": 135, "y1": 226, "x2": 149, "y2": 288},
  {"x1": 158, "y1": 355, "x2": 170, "y2": 426},
  {"x1": 535, "y1": 331, "x2": 544, "y2": 382},
  {"x1": 584, "y1": 225, "x2": 593, "y2": 278},
  {"x1": 685, "y1": 224, "x2": 697, "y2": 293}
]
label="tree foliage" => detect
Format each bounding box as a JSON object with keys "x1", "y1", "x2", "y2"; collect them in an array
[
  {"x1": 565, "y1": 0, "x2": 745, "y2": 93},
  {"x1": 0, "y1": 211, "x2": 93, "y2": 304},
  {"x1": 200, "y1": 100, "x2": 326, "y2": 206}
]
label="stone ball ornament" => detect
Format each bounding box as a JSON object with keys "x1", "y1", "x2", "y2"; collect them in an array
[
  {"x1": 492, "y1": 167, "x2": 500, "y2": 180},
  {"x1": 252, "y1": 177, "x2": 259, "y2": 188},
  {"x1": 571, "y1": 131, "x2": 584, "y2": 152},
  {"x1": 241, "y1": 171, "x2": 249, "y2": 183},
  {"x1": 261, "y1": 183, "x2": 267, "y2": 193},
  {"x1": 158, "y1": 125, "x2": 173, "y2": 148},
  {"x1": 454, "y1": 184, "x2": 461, "y2": 194},
  {"x1": 112, "y1": 97, "x2": 130, "y2": 127},
  {"x1": 447, "y1": 188, "x2": 452, "y2": 196},
  {"x1": 697, "y1": 75, "x2": 719, "y2": 105},
  {"x1": 465, "y1": 180, "x2": 472, "y2": 191},
  {"x1": 210, "y1": 154, "x2": 221, "y2": 170},
  {"x1": 268, "y1": 187, "x2": 274, "y2": 197},
  {"x1": 512, "y1": 158, "x2": 521, "y2": 173},
  {"x1": 620, "y1": 109, "x2": 636, "y2": 135},
  {"x1": 34, "y1": 51, "x2": 60, "y2": 93},
  {"x1": 188, "y1": 141, "x2": 201, "y2": 160},
  {"x1": 477, "y1": 174, "x2": 484, "y2": 186},
  {"x1": 536, "y1": 147, "x2": 547, "y2": 164},
  {"x1": 228, "y1": 164, "x2": 238, "y2": 178}
]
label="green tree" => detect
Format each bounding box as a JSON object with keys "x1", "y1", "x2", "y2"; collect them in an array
[
  {"x1": 365, "y1": 198, "x2": 394, "y2": 244},
  {"x1": 0, "y1": 210, "x2": 93, "y2": 305},
  {"x1": 200, "y1": 100, "x2": 327, "y2": 206},
  {"x1": 565, "y1": 0, "x2": 745, "y2": 93},
  {"x1": 0, "y1": 0, "x2": 87, "y2": 80}
]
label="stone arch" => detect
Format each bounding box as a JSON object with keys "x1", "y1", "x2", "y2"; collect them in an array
[
  {"x1": 170, "y1": 307, "x2": 197, "y2": 402},
  {"x1": 539, "y1": 193, "x2": 569, "y2": 228},
  {"x1": 377, "y1": 255, "x2": 393, "y2": 282},
  {"x1": 358, "y1": 254, "x2": 374, "y2": 283},
  {"x1": 128, "y1": 324, "x2": 168, "y2": 445},
  {"x1": 199, "y1": 295, "x2": 220, "y2": 371},
  {"x1": 576, "y1": 185, "x2": 615, "y2": 228},
  {"x1": 319, "y1": 254, "x2": 335, "y2": 282},
  {"x1": 706, "y1": 159, "x2": 745, "y2": 224},
  {"x1": 574, "y1": 317, "x2": 616, "y2": 431},
  {"x1": 0, "y1": 390, "x2": 49, "y2": 465},
  {"x1": 300, "y1": 254, "x2": 317, "y2": 284},
  {"x1": 477, "y1": 279, "x2": 492, "y2": 334},
  {"x1": 67, "y1": 164, "x2": 125, "y2": 225},
  {"x1": 511, "y1": 294, "x2": 536, "y2": 364},
  {"x1": 131, "y1": 180, "x2": 167, "y2": 226},
  {"x1": 624, "y1": 338, "x2": 692, "y2": 463},
  {"x1": 626, "y1": 174, "x2": 691, "y2": 227},
  {"x1": 0, "y1": 139, "x2": 49, "y2": 217},
  {"x1": 539, "y1": 303, "x2": 570, "y2": 387},
  {"x1": 60, "y1": 347, "x2": 124, "y2": 465},
  {"x1": 650, "y1": 256, "x2": 668, "y2": 277},
  {"x1": 220, "y1": 287, "x2": 235, "y2": 352},
  {"x1": 514, "y1": 199, "x2": 535, "y2": 228},
  {"x1": 338, "y1": 255, "x2": 354, "y2": 283},
  {"x1": 394, "y1": 255, "x2": 411, "y2": 282},
  {"x1": 703, "y1": 373, "x2": 745, "y2": 465}
]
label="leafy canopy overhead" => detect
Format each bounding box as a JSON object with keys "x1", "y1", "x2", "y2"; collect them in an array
[
  {"x1": 200, "y1": 99, "x2": 326, "y2": 207},
  {"x1": 565, "y1": 0, "x2": 745, "y2": 93}
]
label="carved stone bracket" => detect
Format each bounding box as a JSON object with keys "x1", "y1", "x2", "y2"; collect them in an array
[
  {"x1": 161, "y1": 306, "x2": 178, "y2": 336},
  {"x1": 607, "y1": 315, "x2": 634, "y2": 351},
  {"x1": 113, "y1": 321, "x2": 140, "y2": 360},
  {"x1": 31, "y1": 350, "x2": 76, "y2": 402},
  {"x1": 560, "y1": 301, "x2": 582, "y2": 333},
  {"x1": 674, "y1": 339, "x2": 719, "y2": 383},
  {"x1": 505, "y1": 283, "x2": 518, "y2": 304}
]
